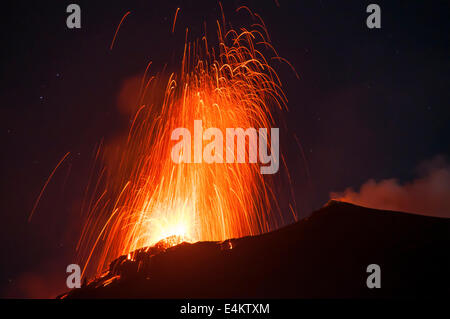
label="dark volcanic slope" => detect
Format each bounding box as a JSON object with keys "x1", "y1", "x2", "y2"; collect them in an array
[{"x1": 62, "y1": 201, "x2": 449, "y2": 298}]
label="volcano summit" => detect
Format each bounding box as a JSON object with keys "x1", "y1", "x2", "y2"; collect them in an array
[{"x1": 61, "y1": 201, "x2": 449, "y2": 299}]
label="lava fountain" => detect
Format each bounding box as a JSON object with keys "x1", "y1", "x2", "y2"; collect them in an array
[{"x1": 77, "y1": 7, "x2": 294, "y2": 278}]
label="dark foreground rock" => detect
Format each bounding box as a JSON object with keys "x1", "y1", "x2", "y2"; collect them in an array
[{"x1": 61, "y1": 201, "x2": 449, "y2": 298}]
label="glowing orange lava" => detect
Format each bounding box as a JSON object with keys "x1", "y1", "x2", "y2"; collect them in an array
[{"x1": 77, "y1": 7, "x2": 293, "y2": 278}]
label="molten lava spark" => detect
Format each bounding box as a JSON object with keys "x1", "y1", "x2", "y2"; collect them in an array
[{"x1": 78, "y1": 7, "x2": 293, "y2": 278}]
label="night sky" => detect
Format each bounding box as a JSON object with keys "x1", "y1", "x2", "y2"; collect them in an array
[{"x1": 1, "y1": 0, "x2": 449, "y2": 297}]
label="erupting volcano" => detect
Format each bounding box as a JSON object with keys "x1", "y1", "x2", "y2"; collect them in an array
[
  {"x1": 62, "y1": 201, "x2": 449, "y2": 298},
  {"x1": 76, "y1": 7, "x2": 295, "y2": 279}
]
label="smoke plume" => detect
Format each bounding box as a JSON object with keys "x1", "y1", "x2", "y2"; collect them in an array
[{"x1": 330, "y1": 156, "x2": 450, "y2": 218}]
